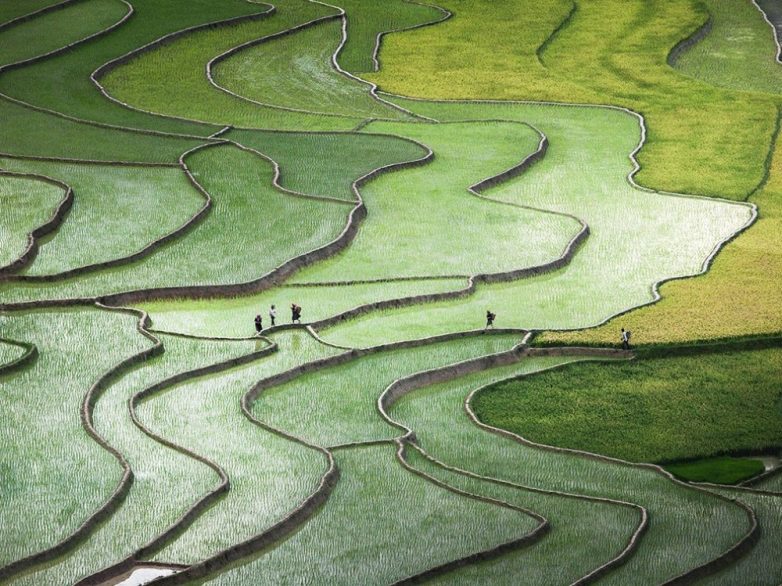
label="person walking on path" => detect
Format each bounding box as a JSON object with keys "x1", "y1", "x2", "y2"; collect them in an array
[
  {"x1": 620, "y1": 328, "x2": 631, "y2": 350},
  {"x1": 269, "y1": 304, "x2": 277, "y2": 327},
  {"x1": 486, "y1": 310, "x2": 496, "y2": 329},
  {"x1": 254, "y1": 314, "x2": 263, "y2": 336},
  {"x1": 291, "y1": 303, "x2": 302, "y2": 324}
]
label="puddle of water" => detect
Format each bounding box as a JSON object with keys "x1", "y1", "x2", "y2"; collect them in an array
[
  {"x1": 113, "y1": 567, "x2": 178, "y2": 586},
  {"x1": 756, "y1": 454, "x2": 781, "y2": 472}
]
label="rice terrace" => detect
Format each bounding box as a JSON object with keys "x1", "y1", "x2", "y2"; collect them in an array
[{"x1": 0, "y1": 0, "x2": 781, "y2": 583}]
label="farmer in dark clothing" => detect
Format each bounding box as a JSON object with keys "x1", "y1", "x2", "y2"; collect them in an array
[
  {"x1": 486, "y1": 310, "x2": 496, "y2": 329},
  {"x1": 621, "y1": 328, "x2": 631, "y2": 350},
  {"x1": 291, "y1": 304, "x2": 302, "y2": 324},
  {"x1": 254, "y1": 314, "x2": 263, "y2": 335}
]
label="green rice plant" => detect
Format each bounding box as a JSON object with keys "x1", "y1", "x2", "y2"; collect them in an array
[
  {"x1": 390, "y1": 355, "x2": 752, "y2": 583},
  {"x1": 0, "y1": 173, "x2": 64, "y2": 268},
  {"x1": 253, "y1": 333, "x2": 521, "y2": 447},
  {"x1": 318, "y1": 99, "x2": 752, "y2": 347},
  {"x1": 364, "y1": 0, "x2": 779, "y2": 200},
  {"x1": 0, "y1": 0, "x2": 71, "y2": 25},
  {"x1": 213, "y1": 19, "x2": 410, "y2": 120},
  {"x1": 336, "y1": 0, "x2": 446, "y2": 73},
  {"x1": 665, "y1": 458, "x2": 766, "y2": 485},
  {"x1": 472, "y1": 348, "x2": 782, "y2": 464},
  {"x1": 11, "y1": 333, "x2": 259, "y2": 585},
  {"x1": 204, "y1": 444, "x2": 538, "y2": 585},
  {"x1": 541, "y1": 114, "x2": 782, "y2": 346},
  {"x1": 100, "y1": 0, "x2": 360, "y2": 131},
  {"x1": 0, "y1": 144, "x2": 350, "y2": 303},
  {"x1": 699, "y1": 488, "x2": 782, "y2": 585},
  {"x1": 0, "y1": 158, "x2": 203, "y2": 276},
  {"x1": 0, "y1": 307, "x2": 150, "y2": 567},
  {"x1": 674, "y1": 0, "x2": 782, "y2": 96},
  {"x1": 404, "y1": 446, "x2": 642, "y2": 585},
  {"x1": 292, "y1": 119, "x2": 578, "y2": 283},
  {"x1": 143, "y1": 278, "x2": 466, "y2": 338},
  {"x1": 0, "y1": 0, "x2": 267, "y2": 135},
  {"x1": 141, "y1": 331, "x2": 340, "y2": 564},
  {"x1": 0, "y1": 98, "x2": 202, "y2": 162},
  {"x1": 226, "y1": 127, "x2": 427, "y2": 201},
  {"x1": 0, "y1": 0, "x2": 127, "y2": 67}
]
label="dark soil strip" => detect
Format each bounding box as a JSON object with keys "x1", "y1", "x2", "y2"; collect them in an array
[
  {"x1": 0, "y1": 336, "x2": 38, "y2": 376},
  {"x1": 536, "y1": 1, "x2": 577, "y2": 66}
]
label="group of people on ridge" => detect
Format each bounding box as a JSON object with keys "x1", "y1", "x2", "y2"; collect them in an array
[{"x1": 254, "y1": 303, "x2": 302, "y2": 335}]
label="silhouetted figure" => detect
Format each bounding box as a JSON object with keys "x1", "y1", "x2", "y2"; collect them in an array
[
  {"x1": 621, "y1": 328, "x2": 631, "y2": 350},
  {"x1": 486, "y1": 310, "x2": 496, "y2": 329},
  {"x1": 291, "y1": 303, "x2": 302, "y2": 324},
  {"x1": 254, "y1": 314, "x2": 263, "y2": 335}
]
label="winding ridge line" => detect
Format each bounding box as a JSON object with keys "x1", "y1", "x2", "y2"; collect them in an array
[
  {"x1": 0, "y1": 303, "x2": 161, "y2": 583},
  {"x1": 0, "y1": 0, "x2": 134, "y2": 76},
  {"x1": 745, "y1": 103, "x2": 781, "y2": 202},
  {"x1": 76, "y1": 316, "x2": 279, "y2": 586},
  {"x1": 205, "y1": 1, "x2": 433, "y2": 122},
  {"x1": 752, "y1": 0, "x2": 782, "y2": 64},
  {"x1": 143, "y1": 355, "x2": 341, "y2": 583},
  {"x1": 193, "y1": 330, "x2": 548, "y2": 585},
  {"x1": 0, "y1": 171, "x2": 73, "y2": 276},
  {"x1": 535, "y1": 0, "x2": 577, "y2": 67},
  {"x1": 1, "y1": 142, "x2": 218, "y2": 283},
  {"x1": 380, "y1": 93, "x2": 758, "y2": 337},
  {"x1": 369, "y1": 0, "x2": 452, "y2": 73},
  {"x1": 87, "y1": 135, "x2": 435, "y2": 307},
  {"x1": 463, "y1": 370, "x2": 760, "y2": 584},
  {"x1": 0, "y1": 0, "x2": 82, "y2": 31},
  {"x1": 0, "y1": 336, "x2": 38, "y2": 376},
  {"x1": 310, "y1": 122, "x2": 589, "y2": 338},
  {"x1": 88, "y1": 2, "x2": 276, "y2": 132},
  {"x1": 392, "y1": 442, "x2": 550, "y2": 585},
  {"x1": 401, "y1": 440, "x2": 648, "y2": 586},
  {"x1": 375, "y1": 343, "x2": 648, "y2": 583},
  {"x1": 666, "y1": 11, "x2": 713, "y2": 66}
]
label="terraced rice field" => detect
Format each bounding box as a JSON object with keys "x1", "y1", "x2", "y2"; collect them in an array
[{"x1": 0, "y1": 0, "x2": 779, "y2": 584}]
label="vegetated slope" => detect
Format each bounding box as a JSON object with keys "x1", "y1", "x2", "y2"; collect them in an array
[
  {"x1": 0, "y1": 0, "x2": 71, "y2": 25},
  {"x1": 0, "y1": 173, "x2": 65, "y2": 268},
  {"x1": 0, "y1": 158, "x2": 203, "y2": 276},
  {"x1": 318, "y1": 99, "x2": 751, "y2": 347},
  {"x1": 335, "y1": 0, "x2": 447, "y2": 73},
  {"x1": 699, "y1": 487, "x2": 782, "y2": 585},
  {"x1": 0, "y1": 0, "x2": 267, "y2": 135},
  {"x1": 253, "y1": 334, "x2": 521, "y2": 446},
  {"x1": 226, "y1": 127, "x2": 426, "y2": 202},
  {"x1": 11, "y1": 333, "x2": 259, "y2": 586},
  {"x1": 673, "y1": 0, "x2": 782, "y2": 95},
  {"x1": 0, "y1": 0, "x2": 127, "y2": 68},
  {"x1": 292, "y1": 119, "x2": 576, "y2": 282},
  {"x1": 142, "y1": 278, "x2": 466, "y2": 338},
  {"x1": 212, "y1": 19, "x2": 411, "y2": 120},
  {"x1": 472, "y1": 346, "x2": 782, "y2": 464},
  {"x1": 0, "y1": 98, "x2": 202, "y2": 162},
  {"x1": 139, "y1": 331, "x2": 339, "y2": 566},
  {"x1": 365, "y1": 0, "x2": 778, "y2": 200},
  {"x1": 202, "y1": 444, "x2": 538, "y2": 585},
  {"x1": 99, "y1": 0, "x2": 360, "y2": 131},
  {"x1": 390, "y1": 356, "x2": 751, "y2": 584},
  {"x1": 0, "y1": 308, "x2": 150, "y2": 567},
  {"x1": 403, "y1": 445, "x2": 639, "y2": 585},
  {"x1": 541, "y1": 112, "x2": 782, "y2": 346},
  {"x1": 0, "y1": 144, "x2": 351, "y2": 303}
]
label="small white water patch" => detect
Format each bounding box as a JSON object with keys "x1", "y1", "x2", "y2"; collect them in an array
[
  {"x1": 757, "y1": 454, "x2": 781, "y2": 472},
  {"x1": 114, "y1": 567, "x2": 177, "y2": 586}
]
